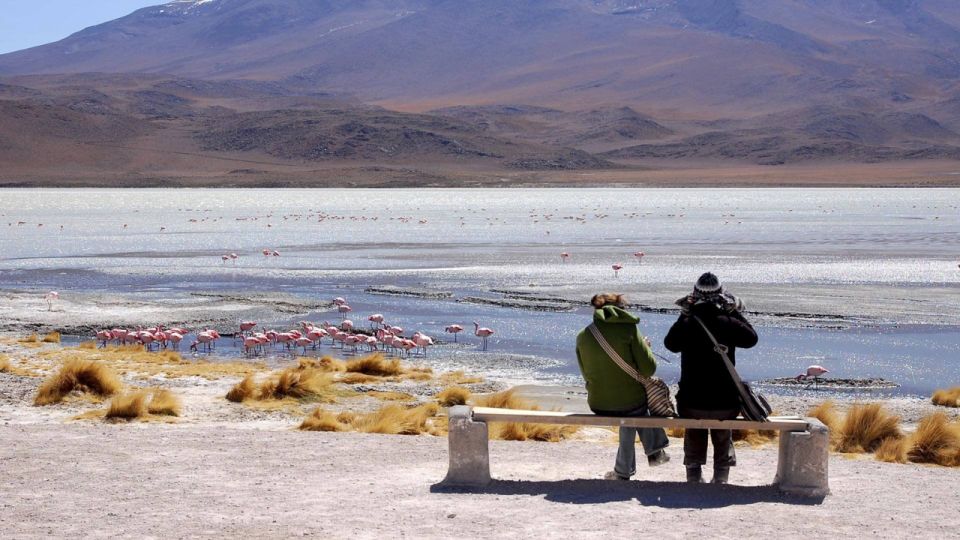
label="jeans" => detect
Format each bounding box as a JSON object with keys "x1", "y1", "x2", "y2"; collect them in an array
[
  {"x1": 598, "y1": 406, "x2": 669, "y2": 479},
  {"x1": 679, "y1": 406, "x2": 739, "y2": 468}
]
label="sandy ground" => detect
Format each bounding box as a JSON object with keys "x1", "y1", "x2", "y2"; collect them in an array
[
  {"x1": 2, "y1": 423, "x2": 959, "y2": 539},
  {"x1": 2, "y1": 332, "x2": 959, "y2": 537}
]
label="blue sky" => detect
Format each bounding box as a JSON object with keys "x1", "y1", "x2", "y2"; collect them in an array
[{"x1": 0, "y1": 0, "x2": 163, "y2": 54}]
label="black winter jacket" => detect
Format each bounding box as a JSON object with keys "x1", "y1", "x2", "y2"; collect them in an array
[{"x1": 663, "y1": 303, "x2": 758, "y2": 411}]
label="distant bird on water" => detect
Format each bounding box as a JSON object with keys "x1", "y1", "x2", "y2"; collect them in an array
[
  {"x1": 445, "y1": 324, "x2": 464, "y2": 342},
  {"x1": 796, "y1": 365, "x2": 830, "y2": 387},
  {"x1": 612, "y1": 263, "x2": 624, "y2": 278},
  {"x1": 44, "y1": 291, "x2": 59, "y2": 311},
  {"x1": 473, "y1": 321, "x2": 495, "y2": 351}
]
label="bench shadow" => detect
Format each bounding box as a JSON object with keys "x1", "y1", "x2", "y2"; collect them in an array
[{"x1": 431, "y1": 479, "x2": 825, "y2": 508}]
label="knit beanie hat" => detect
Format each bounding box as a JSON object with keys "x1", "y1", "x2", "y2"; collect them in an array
[{"x1": 694, "y1": 272, "x2": 722, "y2": 294}]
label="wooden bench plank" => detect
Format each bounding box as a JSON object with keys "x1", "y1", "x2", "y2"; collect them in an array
[{"x1": 471, "y1": 407, "x2": 809, "y2": 431}]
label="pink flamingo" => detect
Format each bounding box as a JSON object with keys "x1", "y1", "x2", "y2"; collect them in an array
[
  {"x1": 195, "y1": 331, "x2": 216, "y2": 353},
  {"x1": 44, "y1": 291, "x2": 59, "y2": 311},
  {"x1": 341, "y1": 319, "x2": 354, "y2": 332},
  {"x1": 344, "y1": 334, "x2": 363, "y2": 354},
  {"x1": 368, "y1": 314, "x2": 385, "y2": 328},
  {"x1": 295, "y1": 337, "x2": 313, "y2": 354},
  {"x1": 243, "y1": 336, "x2": 261, "y2": 355},
  {"x1": 338, "y1": 304, "x2": 353, "y2": 320},
  {"x1": 796, "y1": 365, "x2": 830, "y2": 387},
  {"x1": 634, "y1": 251, "x2": 645, "y2": 263},
  {"x1": 96, "y1": 330, "x2": 113, "y2": 348},
  {"x1": 399, "y1": 339, "x2": 417, "y2": 356},
  {"x1": 473, "y1": 321, "x2": 495, "y2": 351},
  {"x1": 364, "y1": 335, "x2": 379, "y2": 352},
  {"x1": 239, "y1": 321, "x2": 257, "y2": 336},
  {"x1": 560, "y1": 252, "x2": 570, "y2": 263},
  {"x1": 612, "y1": 263, "x2": 624, "y2": 278},
  {"x1": 168, "y1": 332, "x2": 184, "y2": 350},
  {"x1": 221, "y1": 255, "x2": 230, "y2": 264},
  {"x1": 413, "y1": 332, "x2": 434, "y2": 356},
  {"x1": 444, "y1": 324, "x2": 464, "y2": 342},
  {"x1": 272, "y1": 251, "x2": 280, "y2": 257},
  {"x1": 333, "y1": 297, "x2": 347, "y2": 306}
]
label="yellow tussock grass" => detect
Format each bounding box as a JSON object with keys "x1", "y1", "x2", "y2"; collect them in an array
[
  {"x1": 339, "y1": 372, "x2": 379, "y2": 384},
  {"x1": 345, "y1": 354, "x2": 403, "y2": 376},
  {"x1": 301, "y1": 403, "x2": 444, "y2": 435},
  {"x1": 298, "y1": 356, "x2": 346, "y2": 372},
  {"x1": 474, "y1": 389, "x2": 579, "y2": 442},
  {"x1": 667, "y1": 427, "x2": 686, "y2": 438},
  {"x1": 875, "y1": 436, "x2": 909, "y2": 463},
  {"x1": 808, "y1": 400, "x2": 843, "y2": 448},
  {"x1": 34, "y1": 358, "x2": 122, "y2": 406},
  {"x1": 733, "y1": 428, "x2": 779, "y2": 447},
  {"x1": 400, "y1": 371, "x2": 434, "y2": 382},
  {"x1": 147, "y1": 388, "x2": 181, "y2": 416},
  {"x1": 836, "y1": 403, "x2": 902, "y2": 454},
  {"x1": 226, "y1": 375, "x2": 257, "y2": 403},
  {"x1": 368, "y1": 391, "x2": 415, "y2": 402},
  {"x1": 105, "y1": 390, "x2": 150, "y2": 420},
  {"x1": 18, "y1": 334, "x2": 39, "y2": 343},
  {"x1": 0, "y1": 355, "x2": 9, "y2": 373},
  {"x1": 932, "y1": 387, "x2": 960, "y2": 408},
  {"x1": 41, "y1": 332, "x2": 61, "y2": 343},
  {"x1": 436, "y1": 386, "x2": 471, "y2": 407},
  {"x1": 907, "y1": 412, "x2": 960, "y2": 467},
  {"x1": 439, "y1": 370, "x2": 483, "y2": 385},
  {"x1": 258, "y1": 368, "x2": 334, "y2": 400},
  {"x1": 78, "y1": 341, "x2": 97, "y2": 350}
]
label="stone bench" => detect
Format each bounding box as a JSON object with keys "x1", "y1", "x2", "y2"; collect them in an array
[{"x1": 442, "y1": 406, "x2": 830, "y2": 497}]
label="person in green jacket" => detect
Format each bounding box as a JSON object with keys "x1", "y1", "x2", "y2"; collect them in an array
[{"x1": 576, "y1": 293, "x2": 670, "y2": 480}]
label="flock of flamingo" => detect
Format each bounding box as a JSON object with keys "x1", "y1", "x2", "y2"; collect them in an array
[{"x1": 91, "y1": 296, "x2": 496, "y2": 358}]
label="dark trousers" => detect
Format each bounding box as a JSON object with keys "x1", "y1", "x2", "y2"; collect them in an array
[{"x1": 679, "y1": 406, "x2": 739, "y2": 468}]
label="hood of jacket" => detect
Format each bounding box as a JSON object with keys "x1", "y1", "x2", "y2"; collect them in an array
[{"x1": 592, "y1": 305, "x2": 639, "y2": 325}]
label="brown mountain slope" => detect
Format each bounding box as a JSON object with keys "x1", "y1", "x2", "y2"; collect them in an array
[{"x1": 1, "y1": 0, "x2": 959, "y2": 117}]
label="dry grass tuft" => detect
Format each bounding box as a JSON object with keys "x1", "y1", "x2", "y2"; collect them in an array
[
  {"x1": 907, "y1": 412, "x2": 960, "y2": 466},
  {"x1": 339, "y1": 372, "x2": 379, "y2": 385},
  {"x1": 41, "y1": 332, "x2": 61, "y2": 343},
  {"x1": 300, "y1": 403, "x2": 445, "y2": 435},
  {"x1": 78, "y1": 341, "x2": 97, "y2": 350},
  {"x1": 34, "y1": 358, "x2": 122, "y2": 405},
  {"x1": 667, "y1": 427, "x2": 686, "y2": 438},
  {"x1": 147, "y1": 388, "x2": 181, "y2": 416},
  {"x1": 259, "y1": 368, "x2": 334, "y2": 400},
  {"x1": 367, "y1": 391, "x2": 415, "y2": 402},
  {"x1": 298, "y1": 357, "x2": 346, "y2": 373},
  {"x1": 18, "y1": 334, "x2": 39, "y2": 343},
  {"x1": 473, "y1": 389, "x2": 579, "y2": 442},
  {"x1": 345, "y1": 354, "x2": 403, "y2": 376},
  {"x1": 227, "y1": 367, "x2": 343, "y2": 405},
  {"x1": 836, "y1": 403, "x2": 902, "y2": 454},
  {"x1": 439, "y1": 370, "x2": 483, "y2": 385},
  {"x1": 0, "y1": 355, "x2": 9, "y2": 373},
  {"x1": 808, "y1": 400, "x2": 844, "y2": 448},
  {"x1": 105, "y1": 390, "x2": 150, "y2": 420},
  {"x1": 733, "y1": 428, "x2": 779, "y2": 447},
  {"x1": 436, "y1": 386, "x2": 471, "y2": 407},
  {"x1": 226, "y1": 375, "x2": 257, "y2": 403},
  {"x1": 932, "y1": 387, "x2": 960, "y2": 408},
  {"x1": 875, "y1": 436, "x2": 909, "y2": 463}
]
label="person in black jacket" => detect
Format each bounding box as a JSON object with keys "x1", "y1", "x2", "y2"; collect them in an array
[{"x1": 664, "y1": 272, "x2": 758, "y2": 484}]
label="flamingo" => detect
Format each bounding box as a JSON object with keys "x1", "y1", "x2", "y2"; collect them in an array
[
  {"x1": 634, "y1": 251, "x2": 645, "y2": 263},
  {"x1": 796, "y1": 365, "x2": 830, "y2": 387},
  {"x1": 341, "y1": 319, "x2": 354, "y2": 331},
  {"x1": 364, "y1": 335, "x2": 379, "y2": 352},
  {"x1": 95, "y1": 330, "x2": 113, "y2": 348},
  {"x1": 338, "y1": 304, "x2": 353, "y2": 320},
  {"x1": 221, "y1": 255, "x2": 230, "y2": 264},
  {"x1": 262, "y1": 249, "x2": 271, "y2": 257},
  {"x1": 368, "y1": 314, "x2": 385, "y2": 328},
  {"x1": 243, "y1": 336, "x2": 260, "y2": 355},
  {"x1": 168, "y1": 332, "x2": 183, "y2": 350},
  {"x1": 473, "y1": 321, "x2": 495, "y2": 351},
  {"x1": 560, "y1": 252, "x2": 570, "y2": 263},
  {"x1": 333, "y1": 297, "x2": 347, "y2": 306},
  {"x1": 239, "y1": 321, "x2": 257, "y2": 336},
  {"x1": 445, "y1": 324, "x2": 464, "y2": 342},
  {"x1": 612, "y1": 263, "x2": 624, "y2": 278},
  {"x1": 295, "y1": 337, "x2": 313, "y2": 354},
  {"x1": 413, "y1": 332, "x2": 434, "y2": 356},
  {"x1": 44, "y1": 291, "x2": 59, "y2": 311}
]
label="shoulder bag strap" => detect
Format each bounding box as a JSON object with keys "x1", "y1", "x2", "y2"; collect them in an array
[
  {"x1": 588, "y1": 324, "x2": 643, "y2": 382},
  {"x1": 692, "y1": 315, "x2": 753, "y2": 398}
]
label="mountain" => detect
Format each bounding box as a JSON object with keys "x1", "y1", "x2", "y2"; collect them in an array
[{"x1": 2, "y1": 0, "x2": 960, "y2": 186}]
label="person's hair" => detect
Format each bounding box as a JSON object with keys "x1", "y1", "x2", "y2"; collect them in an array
[{"x1": 591, "y1": 293, "x2": 626, "y2": 309}]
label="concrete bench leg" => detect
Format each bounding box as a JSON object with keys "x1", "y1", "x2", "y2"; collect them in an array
[
  {"x1": 775, "y1": 418, "x2": 830, "y2": 497},
  {"x1": 441, "y1": 406, "x2": 491, "y2": 488}
]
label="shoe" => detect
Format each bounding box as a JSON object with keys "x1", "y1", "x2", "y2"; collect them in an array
[
  {"x1": 712, "y1": 467, "x2": 730, "y2": 485},
  {"x1": 686, "y1": 466, "x2": 703, "y2": 483},
  {"x1": 647, "y1": 449, "x2": 671, "y2": 467},
  {"x1": 604, "y1": 470, "x2": 629, "y2": 481}
]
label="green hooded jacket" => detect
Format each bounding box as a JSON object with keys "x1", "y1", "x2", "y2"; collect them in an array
[{"x1": 575, "y1": 305, "x2": 657, "y2": 414}]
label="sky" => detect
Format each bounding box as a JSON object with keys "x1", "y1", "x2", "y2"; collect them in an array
[{"x1": 0, "y1": 0, "x2": 164, "y2": 54}]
